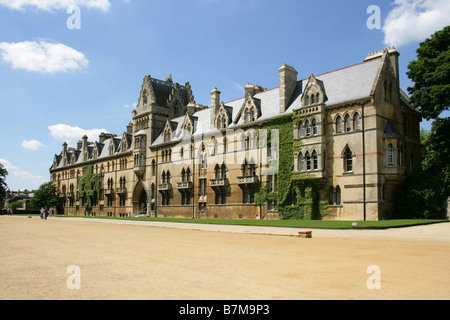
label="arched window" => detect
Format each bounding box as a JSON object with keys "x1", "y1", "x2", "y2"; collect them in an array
[
  {"x1": 300, "y1": 122, "x2": 305, "y2": 137},
  {"x1": 151, "y1": 184, "x2": 155, "y2": 200},
  {"x1": 214, "y1": 164, "x2": 221, "y2": 179},
  {"x1": 336, "y1": 116, "x2": 342, "y2": 133},
  {"x1": 306, "y1": 120, "x2": 311, "y2": 137},
  {"x1": 312, "y1": 150, "x2": 318, "y2": 170},
  {"x1": 217, "y1": 115, "x2": 222, "y2": 129},
  {"x1": 345, "y1": 114, "x2": 352, "y2": 132},
  {"x1": 306, "y1": 151, "x2": 311, "y2": 171},
  {"x1": 298, "y1": 153, "x2": 304, "y2": 171},
  {"x1": 186, "y1": 167, "x2": 191, "y2": 181},
  {"x1": 164, "y1": 130, "x2": 171, "y2": 142},
  {"x1": 344, "y1": 147, "x2": 353, "y2": 172},
  {"x1": 151, "y1": 160, "x2": 156, "y2": 176},
  {"x1": 329, "y1": 187, "x2": 335, "y2": 205},
  {"x1": 305, "y1": 95, "x2": 310, "y2": 106},
  {"x1": 316, "y1": 93, "x2": 320, "y2": 104},
  {"x1": 311, "y1": 94, "x2": 315, "y2": 104},
  {"x1": 140, "y1": 153, "x2": 145, "y2": 167},
  {"x1": 335, "y1": 186, "x2": 341, "y2": 205},
  {"x1": 221, "y1": 163, "x2": 227, "y2": 179},
  {"x1": 312, "y1": 119, "x2": 317, "y2": 135},
  {"x1": 388, "y1": 144, "x2": 394, "y2": 166},
  {"x1": 354, "y1": 113, "x2": 361, "y2": 131}
]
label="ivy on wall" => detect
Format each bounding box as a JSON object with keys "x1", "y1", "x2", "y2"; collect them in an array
[
  {"x1": 256, "y1": 113, "x2": 328, "y2": 220},
  {"x1": 77, "y1": 163, "x2": 103, "y2": 214}
]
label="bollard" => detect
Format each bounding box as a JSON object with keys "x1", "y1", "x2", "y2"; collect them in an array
[{"x1": 298, "y1": 230, "x2": 312, "y2": 238}]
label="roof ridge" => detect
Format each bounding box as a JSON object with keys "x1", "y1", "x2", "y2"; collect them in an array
[{"x1": 310, "y1": 57, "x2": 382, "y2": 80}]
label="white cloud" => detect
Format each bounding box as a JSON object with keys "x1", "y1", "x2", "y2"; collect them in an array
[
  {"x1": 0, "y1": 158, "x2": 46, "y2": 188},
  {"x1": 48, "y1": 124, "x2": 108, "y2": 146},
  {"x1": 0, "y1": 41, "x2": 89, "y2": 74},
  {"x1": 21, "y1": 140, "x2": 47, "y2": 151},
  {"x1": 383, "y1": 0, "x2": 450, "y2": 47},
  {"x1": 0, "y1": 0, "x2": 111, "y2": 12}
]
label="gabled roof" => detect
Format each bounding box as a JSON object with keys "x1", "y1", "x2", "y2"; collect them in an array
[
  {"x1": 291, "y1": 57, "x2": 382, "y2": 110},
  {"x1": 383, "y1": 120, "x2": 403, "y2": 139}
]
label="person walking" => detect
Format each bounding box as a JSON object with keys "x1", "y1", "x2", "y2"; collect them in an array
[
  {"x1": 40, "y1": 207, "x2": 44, "y2": 219},
  {"x1": 44, "y1": 208, "x2": 49, "y2": 220}
]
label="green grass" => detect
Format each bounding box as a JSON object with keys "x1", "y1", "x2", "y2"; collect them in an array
[{"x1": 54, "y1": 215, "x2": 448, "y2": 230}]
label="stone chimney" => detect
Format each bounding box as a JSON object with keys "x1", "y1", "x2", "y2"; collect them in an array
[
  {"x1": 99, "y1": 133, "x2": 106, "y2": 143},
  {"x1": 210, "y1": 87, "x2": 221, "y2": 129},
  {"x1": 187, "y1": 101, "x2": 197, "y2": 116},
  {"x1": 245, "y1": 83, "x2": 266, "y2": 98},
  {"x1": 62, "y1": 142, "x2": 68, "y2": 166},
  {"x1": 82, "y1": 135, "x2": 88, "y2": 162},
  {"x1": 127, "y1": 122, "x2": 133, "y2": 135},
  {"x1": 279, "y1": 63, "x2": 298, "y2": 113},
  {"x1": 387, "y1": 47, "x2": 400, "y2": 88}
]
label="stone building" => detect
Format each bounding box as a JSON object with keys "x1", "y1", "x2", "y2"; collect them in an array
[{"x1": 50, "y1": 47, "x2": 421, "y2": 221}]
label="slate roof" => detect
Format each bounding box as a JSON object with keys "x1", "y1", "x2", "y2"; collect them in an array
[{"x1": 151, "y1": 57, "x2": 384, "y2": 147}]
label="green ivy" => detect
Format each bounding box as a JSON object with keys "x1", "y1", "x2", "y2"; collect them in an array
[
  {"x1": 77, "y1": 163, "x2": 103, "y2": 214},
  {"x1": 256, "y1": 113, "x2": 328, "y2": 220}
]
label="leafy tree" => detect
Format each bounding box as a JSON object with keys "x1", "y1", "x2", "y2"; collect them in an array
[
  {"x1": 396, "y1": 26, "x2": 450, "y2": 219},
  {"x1": 395, "y1": 118, "x2": 449, "y2": 219},
  {"x1": 31, "y1": 182, "x2": 60, "y2": 210},
  {"x1": 7, "y1": 201, "x2": 23, "y2": 212},
  {"x1": 0, "y1": 162, "x2": 8, "y2": 207},
  {"x1": 407, "y1": 26, "x2": 450, "y2": 120}
]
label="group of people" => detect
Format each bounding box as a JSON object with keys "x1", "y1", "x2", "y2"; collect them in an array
[{"x1": 40, "y1": 207, "x2": 52, "y2": 220}]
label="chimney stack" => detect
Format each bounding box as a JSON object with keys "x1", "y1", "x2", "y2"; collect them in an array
[
  {"x1": 210, "y1": 87, "x2": 221, "y2": 129},
  {"x1": 279, "y1": 63, "x2": 298, "y2": 113}
]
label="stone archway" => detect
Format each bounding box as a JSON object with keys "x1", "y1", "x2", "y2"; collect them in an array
[{"x1": 132, "y1": 180, "x2": 148, "y2": 215}]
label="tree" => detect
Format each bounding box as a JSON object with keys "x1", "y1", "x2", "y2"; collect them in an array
[
  {"x1": 0, "y1": 162, "x2": 8, "y2": 207},
  {"x1": 407, "y1": 26, "x2": 450, "y2": 120},
  {"x1": 31, "y1": 182, "x2": 60, "y2": 210},
  {"x1": 7, "y1": 201, "x2": 23, "y2": 212},
  {"x1": 395, "y1": 26, "x2": 450, "y2": 219}
]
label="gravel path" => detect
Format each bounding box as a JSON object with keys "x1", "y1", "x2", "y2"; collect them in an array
[{"x1": 1, "y1": 216, "x2": 449, "y2": 300}]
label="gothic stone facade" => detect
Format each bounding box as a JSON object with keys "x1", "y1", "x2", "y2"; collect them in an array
[{"x1": 50, "y1": 47, "x2": 421, "y2": 221}]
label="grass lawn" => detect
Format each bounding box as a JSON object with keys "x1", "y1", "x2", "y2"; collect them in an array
[{"x1": 53, "y1": 215, "x2": 448, "y2": 230}]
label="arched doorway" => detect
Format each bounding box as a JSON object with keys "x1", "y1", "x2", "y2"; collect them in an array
[{"x1": 132, "y1": 181, "x2": 148, "y2": 215}]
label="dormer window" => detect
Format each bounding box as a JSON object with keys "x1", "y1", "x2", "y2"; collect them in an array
[
  {"x1": 302, "y1": 74, "x2": 325, "y2": 107},
  {"x1": 164, "y1": 129, "x2": 171, "y2": 142},
  {"x1": 217, "y1": 113, "x2": 229, "y2": 130},
  {"x1": 243, "y1": 106, "x2": 257, "y2": 123}
]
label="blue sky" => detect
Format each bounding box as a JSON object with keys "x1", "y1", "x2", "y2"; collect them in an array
[{"x1": 0, "y1": 0, "x2": 449, "y2": 191}]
